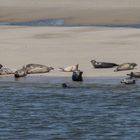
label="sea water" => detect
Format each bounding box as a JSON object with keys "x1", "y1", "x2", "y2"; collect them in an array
[
  {"x1": 1, "y1": 19, "x2": 140, "y2": 28},
  {"x1": 0, "y1": 77, "x2": 140, "y2": 140}
]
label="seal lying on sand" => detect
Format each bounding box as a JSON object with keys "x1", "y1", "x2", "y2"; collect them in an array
[
  {"x1": 127, "y1": 72, "x2": 140, "y2": 78},
  {"x1": 72, "y1": 70, "x2": 83, "y2": 81},
  {"x1": 114, "y1": 63, "x2": 137, "y2": 72},
  {"x1": 90, "y1": 60, "x2": 118, "y2": 68},
  {"x1": 58, "y1": 64, "x2": 79, "y2": 72},
  {"x1": 26, "y1": 64, "x2": 54, "y2": 74},
  {"x1": 15, "y1": 66, "x2": 27, "y2": 78},
  {"x1": 0, "y1": 68, "x2": 14, "y2": 75}
]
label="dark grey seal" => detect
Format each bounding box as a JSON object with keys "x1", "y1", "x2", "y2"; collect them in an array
[
  {"x1": 14, "y1": 66, "x2": 27, "y2": 78},
  {"x1": 127, "y1": 72, "x2": 140, "y2": 78},
  {"x1": 62, "y1": 83, "x2": 68, "y2": 88},
  {"x1": 90, "y1": 60, "x2": 118, "y2": 68},
  {"x1": 26, "y1": 64, "x2": 54, "y2": 74},
  {"x1": 72, "y1": 70, "x2": 83, "y2": 81},
  {"x1": 114, "y1": 63, "x2": 137, "y2": 72},
  {"x1": 0, "y1": 64, "x2": 3, "y2": 69},
  {"x1": 0, "y1": 68, "x2": 14, "y2": 75}
]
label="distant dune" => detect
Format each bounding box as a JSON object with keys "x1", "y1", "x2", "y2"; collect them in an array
[{"x1": 0, "y1": 0, "x2": 140, "y2": 25}]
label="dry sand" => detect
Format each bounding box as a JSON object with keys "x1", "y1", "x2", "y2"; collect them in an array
[
  {"x1": 0, "y1": 25, "x2": 140, "y2": 77},
  {"x1": 0, "y1": 0, "x2": 140, "y2": 78}
]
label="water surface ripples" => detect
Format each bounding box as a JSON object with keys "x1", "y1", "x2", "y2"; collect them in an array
[{"x1": 0, "y1": 79, "x2": 140, "y2": 139}]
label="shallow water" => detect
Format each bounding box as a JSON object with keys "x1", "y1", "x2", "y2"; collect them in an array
[
  {"x1": 0, "y1": 77, "x2": 140, "y2": 140},
  {"x1": 1, "y1": 19, "x2": 140, "y2": 28}
]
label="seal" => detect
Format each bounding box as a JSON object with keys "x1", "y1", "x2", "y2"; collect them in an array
[
  {"x1": 0, "y1": 68, "x2": 14, "y2": 75},
  {"x1": 62, "y1": 83, "x2": 68, "y2": 88},
  {"x1": 114, "y1": 63, "x2": 137, "y2": 72},
  {"x1": 90, "y1": 60, "x2": 118, "y2": 68},
  {"x1": 14, "y1": 66, "x2": 27, "y2": 78},
  {"x1": 121, "y1": 77, "x2": 136, "y2": 85},
  {"x1": 58, "y1": 64, "x2": 79, "y2": 72},
  {"x1": 0, "y1": 64, "x2": 3, "y2": 69},
  {"x1": 26, "y1": 64, "x2": 54, "y2": 74},
  {"x1": 72, "y1": 70, "x2": 83, "y2": 81},
  {"x1": 127, "y1": 72, "x2": 140, "y2": 78}
]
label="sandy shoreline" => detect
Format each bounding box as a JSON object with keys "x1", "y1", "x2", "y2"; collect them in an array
[{"x1": 0, "y1": 25, "x2": 140, "y2": 78}]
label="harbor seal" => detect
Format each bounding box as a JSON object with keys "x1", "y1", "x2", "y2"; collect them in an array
[
  {"x1": 26, "y1": 64, "x2": 54, "y2": 74},
  {"x1": 121, "y1": 77, "x2": 136, "y2": 85},
  {"x1": 62, "y1": 83, "x2": 68, "y2": 88},
  {"x1": 72, "y1": 70, "x2": 83, "y2": 81},
  {"x1": 0, "y1": 68, "x2": 14, "y2": 75},
  {"x1": 90, "y1": 60, "x2": 118, "y2": 68},
  {"x1": 114, "y1": 63, "x2": 137, "y2": 72},
  {"x1": 58, "y1": 64, "x2": 79, "y2": 72},
  {"x1": 14, "y1": 66, "x2": 27, "y2": 78},
  {"x1": 0, "y1": 64, "x2": 3, "y2": 69},
  {"x1": 127, "y1": 72, "x2": 140, "y2": 78}
]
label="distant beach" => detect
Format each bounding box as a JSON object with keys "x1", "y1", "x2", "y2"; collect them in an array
[{"x1": 0, "y1": 0, "x2": 140, "y2": 25}]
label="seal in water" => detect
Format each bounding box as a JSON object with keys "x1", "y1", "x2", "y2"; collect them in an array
[
  {"x1": 127, "y1": 72, "x2": 140, "y2": 78},
  {"x1": 114, "y1": 63, "x2": 137, "y2": 72},
  {"x1": 0, "y1": 68, "x2": 14, "y2": 75},
  {"x1": 62, "y1": 83, "x2": 68, "y2": 88},
  {"x1": 14, "y1": 66, "x2": 27, "y2": 78},
  {"x1": 26, "y1": 64, "x2": 54, "y2": 74},
  {"x1": 121, "y1": 77, "x2": 136, "y2": 85},
  {"x1": 90, "y1": 60, "x2": 118, "y2": 68},
  {"x1": 72, "y1": 70, "x2": 83, "y2": 81},
  {"x1": 58, "y1": 64, "x2": 79, "y2": 72}
]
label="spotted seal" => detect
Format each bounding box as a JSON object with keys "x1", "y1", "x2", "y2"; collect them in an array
[
  {"x1": 0, "y1": 68, "x2": 14, "y2": 75},
  {"x1": 26, "y1": 64, "x2": 54, "y2": 74},
  {"x1": 114, "y1": 63, "x2": 137, "y2": 72},
  {"x1": 127, "y1": 72, "x2": 140, "y2": 78},
  {"x1": 14, "y1": 66, "x2": 27, "y2": 78},
  {"x1": 90, "y1": 60, "x2": 118, "y2": 68},
  {"x1": 121, "y1": 77, "x2": 136, "y2": 85}
]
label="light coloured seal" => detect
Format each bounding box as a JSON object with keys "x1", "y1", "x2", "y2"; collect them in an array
[
  {"x1": 0, "y1": 68, "x2": 14, "y2": 75},
  {"x1": 58, "y1": 64, "x2": 79, "y2": 72},
  {"x1": 114, "y1": 63, "x2": 137, "y2": 72},
  {"x1": 121, "y1": 77, "x2": 136, "y2": 85},
  {"x1": 14, "y1": 66, "x2": 27, "y2": 78},
  {"x1": 26, "y1": 64, "x2": 54, "y2": 74}
]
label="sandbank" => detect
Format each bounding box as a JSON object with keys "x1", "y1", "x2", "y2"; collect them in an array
[{"x1": 0, "y1": 25, "x2": 140, "y2": 78}]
